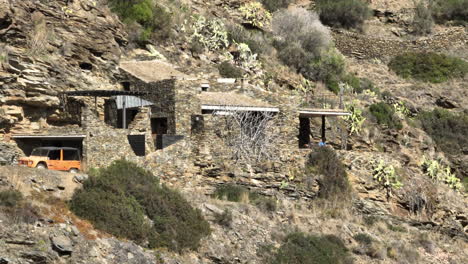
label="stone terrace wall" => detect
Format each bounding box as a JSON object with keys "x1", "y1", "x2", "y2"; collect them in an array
[{"x1": 82, "y1": 106, "x2": 148, "y2": 168}]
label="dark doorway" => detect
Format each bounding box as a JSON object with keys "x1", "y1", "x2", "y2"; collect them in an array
[
  {"x1": 121, "y1": 82, "x2": 131, "y2": 91},
  {"x1": 151, "y1": 118, "x2": 168, "y2": 150},
  {"x1": 127, "y1": 135, "x2": 146, "y2": 156},
  {"x1": 104, "y1": 99, "x2": 118, "y2": 128},
  {"x1": 299, "y1": 117, "x2": 311, "y2": 148},
  {"x1": 191, "y1": 115, "x2": 204, "y2": 134}
]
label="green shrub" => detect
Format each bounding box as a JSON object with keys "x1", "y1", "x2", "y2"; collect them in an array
[
  {"x1": 353, "y1": 233, "x2": 373, "y2": 245},
  {"x1": 70, "y1": 160, "x2": 210, "y2": 252},
  {"x1": 108, "y1": 0, "x2": 173, "y2": 43},
  {"x1": 70, "y1": 188, "x2": 151, "y2": 244},
  {"x1": 307, "y1": 147, "x2": 351, "y2": 199},
  {"x1": 431, "y1": 0, "x2": 468, "y2": 24},
  {"x1": 418, "y1": 109, "x2": 468, "y2": 155},
  {"x1": 271, "y1": 232, "x2": 352, "y2": 264},
  {"x1": 413, "y1": 1, "x2": 434, "y2": 35},
  {"x1": 0, "y1": 190, "x2": 23, "y2": 207},
  {"x1": 213, "y1": 184, "x2": 249, "y2": 202},
  {"x1": 388, "y1": 52, "x2": 468, "y2": 83},
  {"x1": 273, "y1": 8, "x2": 343, "y2": 87},
  {"x1": 316, "y1": 0, "x2": 372, "y2": 29},
  {"x1": 261, "y1": 0, "x2": 293, "y2": 12},
  {"x1": 387, "y1": 224, "x2": 407, "y2": 232},
  {"x1": 239, "y1": 2, "x2": 272, "y2": 29},
  {"x1": 227, "y1": 24, "x2": 270, "y2": 56},
  {"x1": 213, "y1": 184, "x2": 277, "y2": 212},
  {"x1": 190, "y1": 15, "x2": 229, "y2": 51},
  {"x1": 218, "y1": 61, "x2": 245, "y2": 78},
  {"x1": 369, "y1": 102, "x2": 403, "y2": 130},
  {"x1": 249, "y1": 192, "x2": 277, "y2": 212}
]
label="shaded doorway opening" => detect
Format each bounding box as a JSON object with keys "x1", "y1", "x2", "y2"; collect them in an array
[
  {"x1": 299, "y1": 117, "x2": 311, "y2": 148},
  {"x1": 151, "y1": 117, "x2": 168, "y2": 149},
  {"x1": 191, "y1": 115, "x2": 204, "y2": 134},
  {"x1": 127, "y1": 135, "x2": 146, "y2": 156}
]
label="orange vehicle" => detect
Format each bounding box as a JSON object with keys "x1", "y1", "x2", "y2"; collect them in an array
[{"x1": 18, "y1": 147, "x2": 81, "y2": 173}]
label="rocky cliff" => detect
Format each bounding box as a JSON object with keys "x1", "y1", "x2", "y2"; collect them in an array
[{"x1": 0, "y1": 0, "x2": 467, "y2": 264}]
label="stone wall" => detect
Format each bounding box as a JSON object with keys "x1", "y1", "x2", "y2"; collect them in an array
[
  {"x1": 81, "y1": 106, "x2": 149, "y2": 169},
  {"x1": 121, "y1": 74, "x2": 177, "y2": 134}
]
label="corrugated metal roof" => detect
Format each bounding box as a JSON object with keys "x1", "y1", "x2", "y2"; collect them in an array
[{"x1": 114, "y1": 96, "x2": 153, "y2": 109}]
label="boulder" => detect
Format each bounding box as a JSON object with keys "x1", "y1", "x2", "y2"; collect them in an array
[{"x1": 51, "y1": 235, "x2": 73, "y2": 255}]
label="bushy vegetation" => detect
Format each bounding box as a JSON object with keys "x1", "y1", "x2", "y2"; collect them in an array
[
  {"x1": 431, "y1": 0, "x2": 468, "y2": 24},
  {"x1": 272, "y1": 8, "x2": 347, "y2": 93},
  {"x1": 306, "y1": 147, "x2": 351, "y2": 198},
  {"x1": 218, "y1": 61, "x2": 245, "y2": 78},
  {"x1": 189, "y1": 15, "x2": 229, "y2": 51},
  {"x1": 417, "y1": 109, "x2": 468, "y2": 155},
  {"x1": 343, "y1": 102, "x2": 366, "y2": 135},
  {"x1": 271, "y1": 232, "x2": 352, "y2": 264},
  {"x1": 239, "y1": 2, "x2": 272, "y2": 29},
  {"x1": 227, "y1": 24, "x2": 271, "y2": 56},
  {"x1": 412, "y1": 1, "x2": 434, "y2": 35},
  {"x1": 353, "y1": 233, "x2": 373, "y2": 245},
  {"x1": 261, "y1": 0, "x2": 293, "y2": 12},
  {"x1": 315, "y1": 0, "x2": 372, "y2": 29},
  {"x1": 372, "y1": 159, "x2": 403, "y2": 192},
  {"x1": 70, "y1": 160, "x2": 210, "y2": 252},
  {"x1": 0, "y1": 189, "x2": 23, "y2": 207},
  {"x1": 388, "y1": 52, "x2": 468, "y2": 83},
  {"x1": 369, "y1": 102, "x2": 403, "y2": 130},
  {"x1": 213, "y1": 184, "x2": 277, "y2": 212},
  {"x1": 108, "y1": 0, "x2": 172, "y2": 43},
  {"x1": 0, "y1": 189, "x2": 39, "y2": 224}
]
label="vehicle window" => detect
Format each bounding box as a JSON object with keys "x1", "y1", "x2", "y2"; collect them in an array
[
  {"x1": 31, "y1": 148, "x2": 49, "y2": 156},
  {"x1": 48, "y1": 150, "x2": 60, "y2": 160},
  {"x1": 63, "y1": 150, "x2": 79, "y2": 160}
]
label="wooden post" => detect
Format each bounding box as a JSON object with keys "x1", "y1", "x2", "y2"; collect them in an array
[
  {"x1": 122, "y1": 96, "x2": 126, "y2": 129},
  {"x1": 321, "y1": 115, "x2": 326, "y2": 143}
]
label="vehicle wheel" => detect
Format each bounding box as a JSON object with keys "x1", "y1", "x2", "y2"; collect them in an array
[
  {"x1": 36, "y1": 163, "x2": 47, "y2": 169},
  {"x1": 69, "y1": 168, "x2": 79, "y2": 173}
]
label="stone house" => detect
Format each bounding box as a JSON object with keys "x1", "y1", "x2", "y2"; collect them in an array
[{"x1": 3, "y1": 59, "x2": 350, "y2": 170}]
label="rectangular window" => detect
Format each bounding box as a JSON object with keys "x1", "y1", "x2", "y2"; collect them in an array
[
  {"x1": 48, "y1": 150, "x2": 60, "y2": 160},
  {"x1": 63, "y1": 150, "x2": 80, "y2": 160}
]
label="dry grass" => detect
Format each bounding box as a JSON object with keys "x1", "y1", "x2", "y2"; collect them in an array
[{"x1": 28, "y1": 12, "x2": 50, "y2": 56}]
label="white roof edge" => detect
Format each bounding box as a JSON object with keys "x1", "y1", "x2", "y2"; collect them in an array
[
  {"x1": 202, "y1": 105, "x2": 280, "y2": 112},
  {"x1": 299, "y1": 110, "x2": 351, "y2": 116},
  {"x1": 11, "y1": 135, "x2": 87, "y2": 139}
]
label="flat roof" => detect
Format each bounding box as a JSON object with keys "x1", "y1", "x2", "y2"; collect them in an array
[
  {"x1": 120, "y1": 60, "x2": 186, "y2": 83},
  {"x1": 202, "y1": 105, "x2": 280, "y2": 113},
  {"x1": 12, "y1": 135, "x2": 86, "y2": 139},
  {"x1": 199, "y1": 92, "x2": 276, "y2": 108},
  {"x1": 299, "y1": 109, "x2": 351, "y2": 117},
  {"x1": 33, "y1": 147, "x2": 79, "y2": 151},
  {"x1": 64, "y1": 90, "x2": 149, "y2": 97}
]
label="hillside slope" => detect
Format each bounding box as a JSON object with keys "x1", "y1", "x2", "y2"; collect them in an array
[{"x1": 0, "y1": 0, "x2": 467, "y2": 263}]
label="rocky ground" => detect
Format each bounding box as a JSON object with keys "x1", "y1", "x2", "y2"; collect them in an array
[{"x1": 0, "y1": 0, "x2": 467, "y2": 263}]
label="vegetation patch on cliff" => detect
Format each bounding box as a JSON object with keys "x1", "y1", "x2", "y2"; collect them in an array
[
  {"x1": 270, "y1": 232, "x2": 352, "y2": 264},
  {"x1": 306, "y1": 147, "x2": 351, "y2": 199},
  {"x1": 70, "y1": 160, "x2": 211, "y2": 252},
  {"x1": 315, "y1": 0, "x2": 371, "y2": 30},
  {"x1": 369, "y1": 102, "x2": 403, "y2": 130},
  {"x1": 388, "y1": 52, "x2": 468, "y2": 83},
  {"x1": 417, "y1": 109, "x2": 468, "y2": 155}
]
